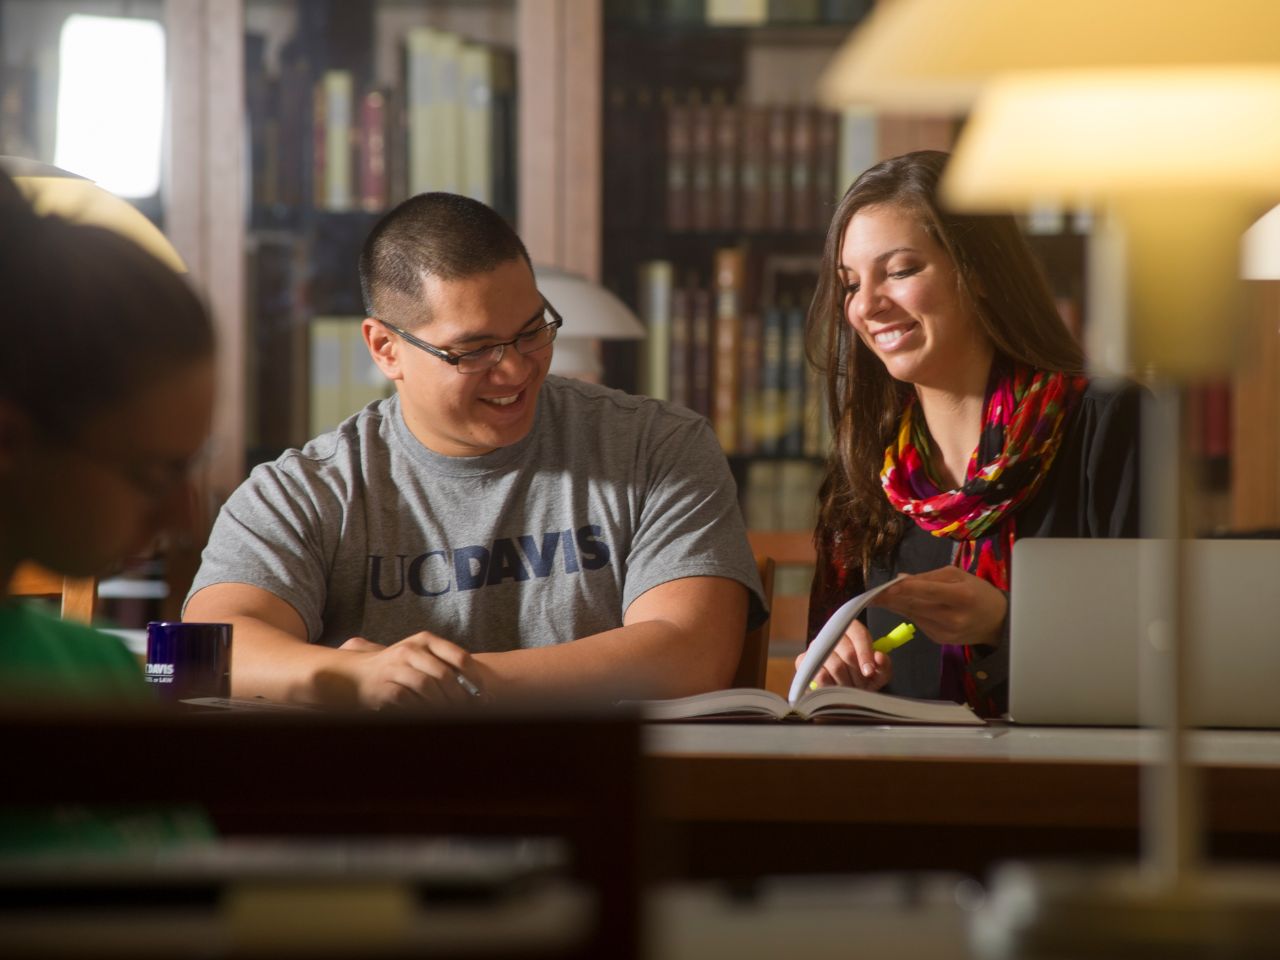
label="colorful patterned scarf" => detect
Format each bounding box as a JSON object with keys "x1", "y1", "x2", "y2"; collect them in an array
[{"x1": 880, "y1": 363, "x2": 1087, "y2": 716}]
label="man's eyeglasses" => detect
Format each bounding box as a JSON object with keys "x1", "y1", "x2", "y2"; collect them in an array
[{"x1": 378, "y1": 300, "x2": 563, "y2": 374}]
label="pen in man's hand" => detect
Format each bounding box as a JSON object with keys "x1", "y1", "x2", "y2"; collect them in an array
[{"x1": 454, "y1": 669, "x2": 482, "y2": 698}]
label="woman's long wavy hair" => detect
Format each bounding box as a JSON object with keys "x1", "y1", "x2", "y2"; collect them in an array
[{"x1": 809, "y1": 150, "x2": 1085, "y2": 578}]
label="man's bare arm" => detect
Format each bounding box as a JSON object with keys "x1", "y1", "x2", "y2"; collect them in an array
[
  {"x1": 183, "y1": 583, "x2": 475, "y2": 708},
  {"x1": 471, "y1": 575, "x2": 748, "y2": 703},
  {"x1": 187, "y1": 574, "x2": 749, "y2": 707}
]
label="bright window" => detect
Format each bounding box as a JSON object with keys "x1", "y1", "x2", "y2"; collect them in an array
[{"x1": 54, "y1": 14, "x2": 165, "y2": 198}]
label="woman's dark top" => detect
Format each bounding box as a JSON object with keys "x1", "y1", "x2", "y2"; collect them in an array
[{"x1": 807, "y1": 379, "x2": 1142, "y2": 713}]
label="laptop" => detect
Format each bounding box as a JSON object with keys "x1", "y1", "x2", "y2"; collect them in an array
[{"x1": 1008, "y1": 538, "x2": 1280, "y2": 727}]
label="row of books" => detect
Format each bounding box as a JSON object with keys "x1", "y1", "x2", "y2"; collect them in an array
[
  {"x1": 664, "y1": 98, "x2": 956, "y2": 235},
  {"x1": 637, "y1": 250, "x2": 833, "y2": 459},
  {"x1": 247, "y1": 27, "x2": 515, "y2": 220}
]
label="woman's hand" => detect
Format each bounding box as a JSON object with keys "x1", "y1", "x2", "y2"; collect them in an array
[
  {"x1": 874, "y1": 567, "x2": 1007, "y2": 647},
  {"x1": 794, "y1": 618, "x2": 892, "y2": 693}
]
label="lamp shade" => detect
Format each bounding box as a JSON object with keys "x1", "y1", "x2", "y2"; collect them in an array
[
  {"x1": 2, "y1": 157, "x2": 186, "y2": 272},
  {"x1": 1242, "y1": 204, "x2": 1280, "y2": 280},
  {"x1": 533, "y1": 266, "x2": 645, "y2": 380},
  {"x1": 533, "y1": 266, "x2": 646, "y2": 340},
  {"x1": 819, "y1": 0, "x2": 1280, "y2": 111}
]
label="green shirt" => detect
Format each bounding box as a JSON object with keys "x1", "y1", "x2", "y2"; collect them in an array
[
  {"x1": 0, "y1": 601, "x2": 151, "y2": 704},
  {"x1": 0, "y1": 602, "x2": 214, "y2": 854}
]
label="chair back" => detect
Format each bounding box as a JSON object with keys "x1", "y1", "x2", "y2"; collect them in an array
[
  {"x1": 732, "y1": 554, "x2": 775, "y2": 688},
  {"x1": 9, "y1": 563, "x2": 97, "y2": 623}
]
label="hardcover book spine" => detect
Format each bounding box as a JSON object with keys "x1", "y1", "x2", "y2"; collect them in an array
[
  {"x1": 782, "y1": 301, "x2": 807, "y2": 456},
  {"x1": 322, "y1": 70, "x2": 354, "y2": 211},
  {"x1": 358, "y1": 88, "x2": 387, "y2": 212},
  {"x1": 813, "y1": 109, "x2": 839, "y2": 230},
  {"x1": 739, "y1": 104, "x2": 769, "y2": 232},
  {"x1": 669, "y1": 284, "x2": 693, "y2": 409},
  {"x1": 759, "y1": 303, "x2": 785, "y2": 455},
  {"x1": 737, "y1": 310, "x2": 763, "y2": 456},
  {"x1": 434, "y1": 31, "x2": 464, "y2": 196},
  {"x1": 459, "y1": 44, "x2": 494, "y2": 206},
  {"x1": 788, "y1": 106, "x2": 815, "y2": 234},
  {"x1": 405, "y1": 28, "x2": 433, "y2": 195},
  {"x1": 638, "y1": 260, "x2": 675, "y2": 401},
  {"x1": 713, "y1": 248, "x2": 745, "y2": 452},
  {"x1": 690, "y1": 99, "x2": 716, "y2": 232},
  {"x1": 690, "y1": 285, "x2": 714, "y2": 419},
  {"x1": 765, "y1": 106, "x2": 790, "y2": 231},
  {"x1": 311, "y1": 81, "x2": 327, "y2": 208},
  {"x1": 666, "y1": 101, "x2": 692, "y2": 232},
  {"x1": 713, "y1": 97, "x2": 739, "y2": 232}
]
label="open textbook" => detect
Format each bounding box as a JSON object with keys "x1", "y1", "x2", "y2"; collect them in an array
[
  {"x1": 632, "y1": 685, "x2": 983, "y2": 724},
  {"x1": 629, "y1": 572, "x2": 981, "y2": 724}
]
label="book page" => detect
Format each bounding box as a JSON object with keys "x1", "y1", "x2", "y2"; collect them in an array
[
  {"x1": 621, "y1": 688, "x2": 790, "y2": 721},
  {"x1": 788, "y1": 575, "x2": 906, "y2": 705},
  {"x1": 795, "y1": 686, "x2": 983, "y2": 725}
]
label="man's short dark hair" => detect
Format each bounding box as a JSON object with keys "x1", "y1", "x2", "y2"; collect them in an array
[{"x1": 359, "y1": 192, "x2": 531, "y2": 328}]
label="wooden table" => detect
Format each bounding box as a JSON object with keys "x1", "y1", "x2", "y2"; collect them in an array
[{"x1": 642, "y1": 723, "x2": 1280, "y2": 878}]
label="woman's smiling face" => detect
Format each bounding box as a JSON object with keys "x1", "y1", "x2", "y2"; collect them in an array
[{"x1": 839, "y1": 202, "x2": 993, "y2": 393}]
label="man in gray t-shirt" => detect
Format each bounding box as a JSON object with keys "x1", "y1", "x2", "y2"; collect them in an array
[{"x1": 185, "y1": 193, "x2": 764, "y2": 710}]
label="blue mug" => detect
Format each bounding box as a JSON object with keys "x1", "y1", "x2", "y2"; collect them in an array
[{"x1": 145, "y1": 621, "x2": 232, "y2": 702}]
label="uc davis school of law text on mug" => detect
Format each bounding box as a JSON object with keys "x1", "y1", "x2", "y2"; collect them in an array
[{"x1": 145, "y1": 621, "x2": 232, "y2": 702}]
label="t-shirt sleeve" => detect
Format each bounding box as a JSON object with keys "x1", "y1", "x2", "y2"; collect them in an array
[
  {"x1": 184, "y1": 458, "x2": 335, "y2": 641},
  {"x1": 620, "y1": 415, "x2": 767, "y2": 627}
]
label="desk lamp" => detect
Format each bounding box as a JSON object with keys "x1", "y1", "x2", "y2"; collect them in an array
[
  {"x1": 533, "y1": 265, "x2": 646, "y2": 382},
  {"x1": 819, "y1": 2, "x2": 1280, "y2": 955},
  {"x1": 1, "y1": 156, "x2": 185, "y2": 271}
]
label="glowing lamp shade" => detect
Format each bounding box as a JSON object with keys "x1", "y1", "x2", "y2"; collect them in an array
[
  {"x1": 4, "y1": 158, "x2": 186, "y2": 273},
  {"x1": 533, "y1": 266, "x2": 645, "y2": 380},
  {"x1": 941, "y1": 69, "x2": 1280, "y2": 375},
  {"x1": 819, "y1": 0, "x2": 1280, "y2": 111}
]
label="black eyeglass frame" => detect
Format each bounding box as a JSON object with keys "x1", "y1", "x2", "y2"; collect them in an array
[{"x1": 377, "y1": 299, "x2": 563, "y2": 374}]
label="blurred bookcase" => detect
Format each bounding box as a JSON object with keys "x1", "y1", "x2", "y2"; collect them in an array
[
  {"x1": 597, "y1": 1, "x2": 958, "y2": 644},
  {"x1": 241, "y1": 0, "x2": 520, "y2": 466}
]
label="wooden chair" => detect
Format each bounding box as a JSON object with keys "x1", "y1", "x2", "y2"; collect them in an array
[
  {"x1": 731, "y1": 554, "x2": 775, "y2": 688},
  {"x1": 747, "y1": 530, "x2": 817, "y2": 697},
  {"x1": 8, "y1": 562, "x2": 98, "y2": 623}
]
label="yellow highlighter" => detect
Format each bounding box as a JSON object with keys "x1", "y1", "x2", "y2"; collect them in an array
[
  {"x1": 808, "y1": 622, "x2": 916, "y2": 690},
  {"x1": 872, "y1": 621, "x2": 916, "y2": 655}
]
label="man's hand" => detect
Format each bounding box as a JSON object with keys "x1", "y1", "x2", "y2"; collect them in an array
[
  {"x1": 336, "y1": 633, "x2": 484, "y2": 711},
  {"x1": 794, "y1": 618, "x2": 892, "y2": 693},
  {"x1": 873, "y1": 567, "x2": 1007, "y2": 648}
]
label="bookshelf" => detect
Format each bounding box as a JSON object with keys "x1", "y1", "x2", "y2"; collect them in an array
[
  {"x1": 598, "y1": 5, "x2": 958, "y2": 645},
  {"x1": 237, "y1": 0, "x2": 522, "y2": 466}
]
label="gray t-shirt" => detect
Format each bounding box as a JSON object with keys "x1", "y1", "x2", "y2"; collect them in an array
[{"x1": 188, "y1": 376, "x2": 765, "y2": 651}]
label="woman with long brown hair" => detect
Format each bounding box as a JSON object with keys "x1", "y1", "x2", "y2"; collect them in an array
[{"x1": 799, "y1": 150, "x2": 1139, "y2": 717}]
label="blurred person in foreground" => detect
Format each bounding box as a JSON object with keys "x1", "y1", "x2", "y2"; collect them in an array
[
  {"x1": 801, "y1": 151, "x2": 1139, "y2": 718},
  {"x1": 185, "y1": 192, "x2": 764, "y2": 710},
  {"x1": 0, "y1": 170, "x2": 215, "y2": 701},
  {"x1": 0, "y1": 168, "x2": 215, "y2": 850}
]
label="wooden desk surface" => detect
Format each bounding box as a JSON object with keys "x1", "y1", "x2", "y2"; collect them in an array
[{"x1": 642, "y1": 724, "x2": 1280, "y2": 877}]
